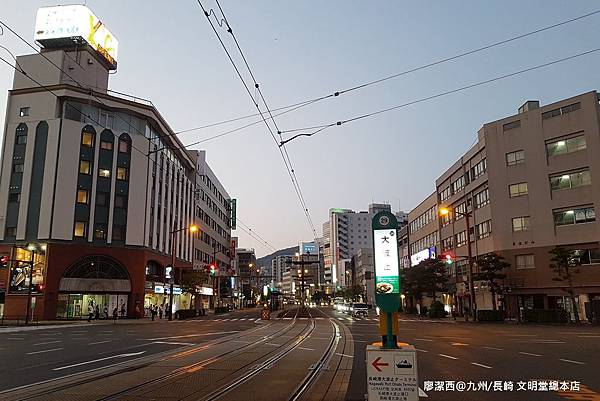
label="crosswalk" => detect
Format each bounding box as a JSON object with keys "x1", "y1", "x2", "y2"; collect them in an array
[{"x1": 189, "y1": 316, "x2": 454, "y2": 323}]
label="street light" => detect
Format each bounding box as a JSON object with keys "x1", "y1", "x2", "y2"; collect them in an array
[
  {"x1": 168, "y1": 224, "x2": 198, "y2": 321},
  {"x1": 439, "y1": 206, "x2": 476, "y2": 320}
]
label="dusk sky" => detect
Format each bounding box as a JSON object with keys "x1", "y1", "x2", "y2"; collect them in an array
[{"x1": 1, "y1": 1, "x2": 599, "y2": 257}]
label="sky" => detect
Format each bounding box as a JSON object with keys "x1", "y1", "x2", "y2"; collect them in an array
[{"x1": 1, "y1": 1, "x2": 600, "y2": 257}]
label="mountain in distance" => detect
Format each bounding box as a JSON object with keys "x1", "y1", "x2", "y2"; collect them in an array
[{"x1": 256, "y1": 245, "x2": 297, "y2": 269}]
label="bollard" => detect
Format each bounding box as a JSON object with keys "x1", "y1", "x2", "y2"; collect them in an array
[{"x1": 261, "y1": 307, "x2": 270, "y2": 320}]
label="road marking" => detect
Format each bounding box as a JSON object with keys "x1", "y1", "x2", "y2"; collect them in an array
[
  {"x1": 416, "y1": 348, "x2": 428, "y2": 353},
  {"x1": 6, "y1": 337, "x2": 25, "y2": 340},
  {"x1": 265, "y1": 343, "x2": 282, "y2": 346},
  {"x1": 335, "y1": 353, "x2": 354, "y2": 358},
  {"x1": 152, "y1": 341, "x2": 195, "y2": 346},
  {"x1": 141, "y1": 331, "x2": 239, "y2": 341},
  {"x1": 354, "y1": 340, "x2": 367, "y2": 343},
  {"x1": 414, "y1": 338, "x2": 434, "y2": 342},
  {"x1": 578, "y1": 335, "x2": 600, "y2": 338},
  {"x1": 450, "y1": 342, "x2": 469, "y2": 346},
  {"x1": 508, "y1": 334, "x2": 537, "y2": 337},
  {"x1": 471, "y1": 362, "x2": 492, "y2": 369},
  {"x1": 88, "y1": 340, "x2": 111, "y2": 345},
  {"x1": 33, "y1": 340, "x2": 62, "y2": 346},
  {"x1": 231, "y1": 318, "x2": 239, "y2": 321},
  {"x1": 519, "y1": 352, "x2": 541, "y2": 357},
  {"x1": 27, "y1": 348, "x2": 63, "y2": 355},
  {"x1": 297, "y1": 347, "x2": 315, "y2": 351},
  {"x1": 559, "y1": 358, "x2": 585, "y2": 365},
  {"x1": 438, "y1": 354, "x2": 458, "y2": 360},
  {"x1": 53, "y1": 351, "x2": 146, "y2": 371},
  {"x1": 483, "y1": 346, "x2": 503, "y2": 351}
]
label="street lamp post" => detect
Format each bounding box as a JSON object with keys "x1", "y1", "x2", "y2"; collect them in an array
[
  {"x1": 168, "y1": 224, "x2": 198, "y2": 321},
  {"x1": 25, "y1": 244, "x2": 35, "y2": 324},
  {"x1": 440, "y1": 207, "x2": 477, "y2": 320}
]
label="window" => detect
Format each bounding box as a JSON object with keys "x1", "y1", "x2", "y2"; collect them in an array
[
  {"x1": 440, "y1": 212, "x2": 451, "y2": 226},
  {"x1": 546, "y1": 134, "x2": 586, "y2": 157},
  {"x1": 79, "y1": 160, "x2": 91, "y2": 175},
  {"x1": 550, "y1": 169, "x2": 591, "y2": 191},
  {"x1": 441, "y1": 237, "x2": 453, "y2": 251},
  {"x1": 99, "y1": 169, "x2": 110, "y2": 178},
  {"x1": 94, "y1": 224, "x2": 107, "y2": 240},
  {"x1": 574, "y1": 249, "x2": 600, "y2": 265},
  {"x1": 455, "y1": 202, "x2": 466, "y2": 220},
  {"x1": 5, "y1": 226, "x2": 17, "y2": 237},
  {"x1": 74, "y1": 221, "x2": 87, "y2": 237},
  {"x1": 516, "y1": 254, "x2": 535, "y2": 269},
  {"x1": 455, "y1": 231, "x2": 467, "y2": 247},
  {"x1": 115, "y1": 194, "x2": 127, "y2": 209},
  {"x1": 113, "y1": 224, "x2": 126, "y2": 241},
  {"x1": 542, "y1": 102, "x2": 581, "y2": 120},
  {"x1": 440, "y1": 186, "x2": 451, "y2": 202},
  {"x1": 19, "y1": 107, "x2": 30, "y2": 117},
  {"x1": 451, "y1": 176, "x2": 466, "y2": 193},
  {"x1": 503, "y1": 120, "x2": 521, "y2": 131},
  {"x1": 476, "y1": 220, "x2": 492, "y2": 239},
  {"x1": 471, "y1": 159, "x2": 487, "y2": 181},
  {"x1": 116, "y1": 167, "x2": 127, "y2": 181},
  {"x1": 8, "y1": 193, "x2": 20, "y2": 203},
  {"x1": 506, "y1": 150, "x2": 525, "y2": 166},
  {"x1": 474, "y1": 188, "x2": 489, "y2": 208},
  {"x1": 512, "y1": 216, "x2": 530, "y2": 232},
  {"x1": 96, "y1": 192, "x2": 109, "y2": 206},
  {"x1": 554, "y1": 206, "x2": 595, "y2": 226},
  {"x1": 81, "y1": 132, "x2": 94, "y2": 147},
  {"x1": 76, "y1": 189, "x2": 89, "y2": 204},
  {"x1": 119, "y1": 140, "x2": 130, "y2": 153},
  {"x1": 100, "y1": 141, "x2": 113, "y2": 150},
  {"x1": 509, "y1": 182, "x2": 528, "y2": 197},
  {"x1": 17, "y1": 134, "x2": 27, "y2": 145},
  {"x1": 12, "y1": 163, "x2": 24, "y2": 173}
]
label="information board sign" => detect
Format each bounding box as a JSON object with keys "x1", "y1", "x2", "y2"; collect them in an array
[
  {"x1": 372, "y1": 211, "x2": 400, "y2": 313},
  {"x1": 367, "y1": 344, "x2": 419, "y2": 401}
]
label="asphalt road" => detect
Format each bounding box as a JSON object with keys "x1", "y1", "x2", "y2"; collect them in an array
[
  {"x1": 319, "y1": 307, "x2": 600, "y2": 401},
  {"x1": 0, "y1": 309, "x2": 261, "y2": 392}
]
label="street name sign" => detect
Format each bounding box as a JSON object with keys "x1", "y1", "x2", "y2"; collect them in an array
[
  {"x1": 367, "y1": 344, "x2": 419, "y2": 401},
  {"x1": 372, "y1": 211, "x2": 401, "y2": 313}
]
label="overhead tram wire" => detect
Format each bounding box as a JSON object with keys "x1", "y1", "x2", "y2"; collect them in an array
[
  {"x1": 235, "y1": 218, "x2": 277, "y2": 251},
  {"x1": 278, "y1": 47, "x2": 600, "y2": 146},
  {"x1": 196, "y1": 0, "x2": 317, "y2": 238},
  {"x1": 172, "y1": 8, "x2": 600, "y2": 138},
  {"x1": 214, "y1": 0, "x2": 318, "y2": 238},
  {"x1": 236, "y1": 224, "x2": 277, "y2": 252}
]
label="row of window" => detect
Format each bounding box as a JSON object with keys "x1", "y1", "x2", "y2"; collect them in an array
[
  {"x1": 409, "y1": 205, "x2": 437, "y2": 233},
  {"x1": 74, "y1": 221, "x2": 126, "y2": 241},
  {"x1": 440, "y1": 159, "x2": 487, "y2": 202},
  {"x1": 81, "y1": 130, "x2": 130, "y2": 153},
  {"x1": 541, "y1": 102, "x2": 581, "y2": 120},
  {"x1": 409, "y1": 231, "x2": 438, "y2": 256},
  {"x1": 505, "y1": 133, "x2": 587, "y2": 169},
  {"x1": 79, "y1": 161, "x2": 128, "y2": 180},
  {"x1": 76, "y1": 189, "x2": 127, "y2": 208}
]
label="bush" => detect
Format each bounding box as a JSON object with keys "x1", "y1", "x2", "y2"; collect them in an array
[
  {"x1": 522, "y1": 308, "x2": 569, "y2": 324},
  {"x1": 477, "y1": 310, "x2": 504, "y2": 322},
  {"x1": 427, "y1": 301, "x2": 448, "y2": 318},
  {"x1": 175, "y1": 309, "x2": 197, "y2": 320}
]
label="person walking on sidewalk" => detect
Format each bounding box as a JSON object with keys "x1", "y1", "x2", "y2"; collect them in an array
[
  {"x1": 87, "y1": 303, "x2": 94, "y2": 322},
  {"x1": 103, "y1": 304, "x2": 109, "y2": 320},
  {"x1": 159, "y1": 304, "x2": 164, "y2": 320},
  {"x1": 151, "y1": 305, "x2": 157, "y2": 321},
  {"x1": 112, "y1": 307, "x2": 118, "y2": 323}
]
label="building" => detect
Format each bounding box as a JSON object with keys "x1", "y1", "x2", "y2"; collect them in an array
[
  {"x1": 271, "y1": 255, "x2": 293, "y2": 290},
  {"x1": 408, "y1": 193, "x2": 439, "y2": 268},
  {"x1": 0, "y1": 6, "x2": 202, "y2": 319},
  {"x1": 235, "y1": 248, "x2": 256, "y2": 306},
  {"x1": 354, "y1": 248, "x2": 374, "y2": 305},
  {"x1": 408, "y1": 91, "x2": 600, "y2": 322}
]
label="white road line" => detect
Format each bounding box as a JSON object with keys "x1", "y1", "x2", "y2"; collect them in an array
[
  {"x1": 416, "y1": 349, "x2": 428, "y2": 353},
  {"x1": 414, "y1": 338, "x2": 434, "y2": 342},
  {"x1": 53, "y1": 351, "x2": 146, "y2": 371},
  {"x1": 471, "y1": 362, "x2": 492, "y2": 369},
  {"x1": 6, "y1": 337, "x2": 25, "y2": 340},
  {"x1": 519, "y1": 352, "x2": 541, "y2": 357},
  {"x1": 559, "y1": 358, "x2": 585, "y2": 365},
  {"x1": 438, "y1": 354, "x2": 458, "y2": 360},
  {"x1": 297, "y1": 347, "x2": 315, "y2": 351},
  {"x1": 265, "y1": 343, "x2": 282, "y2": 346},
  {"x1": 140, "y1": 331, "x2": 239, "y2": 341},
  {"x1": 335, "y1": 353, "x2": 354, "y2": 358},
  {"x1": 27, "y1": 348, "x2": 63, "y2": 355},
  {"x1": 578, "y1": 335, "x2": 600, "y2": 338},
  {"x1": 33, "y1": 340, "x2": 62, "y2": 346},
  {"x1": 152, "y1": 341, "x2": 195, "y2": 346},
  {"x1": 483, "y1": 346, "x2": 503, "y2": 351},
  {"x1": 88, "y1": 340, "x2": 111, "y2": 345},
  {"x1": 354, "y1": 340, "x2": 367, "y2": 343},
  {"x1": 231, "y1": 318, "x2": 239, "y2": 321}
]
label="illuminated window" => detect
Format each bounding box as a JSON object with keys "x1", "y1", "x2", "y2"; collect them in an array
[
  {"x1": 546, "y1": 134, "x2": 586, "y2": 157},
  {"x1": 100, "y1": 141, "x2": 113, "y2": 150},
  {"x1": 99, "y1": 169, "x2": 110, "y2": 178},
  {"x1": 79, "y1": 160, "x2": 91, "y2": 175},
  {"x1": 19, "y1": 107, "x2": 30, "y2": 117},
  {"x1": 554, "y1": 207, "x2": 595, "y2": 226},
  {"x1": 94, "y1": 224, "x2": 107, "y2": 239},
  {"x1": 74, "y1": 221, "x2": 87, "y2": 237},
  {"x1": 76, "y1": 189, "x2": 89, "y2": 204},
  {"x1": 116, "y1": 167, "x2": 127, "y2": 181},
  {"x1": 550, "y1": 170, "x2": 591, "y2": 191},
  {"x1": 81, "y1": 132, "x2": 94, "y2": 147},
  {"x1": 119, "y1": 140, "x2": 129, "y2": 153},
  {"x1": 516, "y1": 254, "x2": 535, "y2": 269}
]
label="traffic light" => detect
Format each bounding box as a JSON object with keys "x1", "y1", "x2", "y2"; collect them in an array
[
  {"x1": 443, "y1": 253, "x2": 454, "y2": 265},
  {"x1": 0, "y1": 254, "x2": 9, "y2": 269},
  {"x1": 209, "y1": 264, "x2": 216, "y2": 277}
]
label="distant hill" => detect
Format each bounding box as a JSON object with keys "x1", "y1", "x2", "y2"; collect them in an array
[{"x1": 256, "y1": 245, "x2": 297, "y2": 268}]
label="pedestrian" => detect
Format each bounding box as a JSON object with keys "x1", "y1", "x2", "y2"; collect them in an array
[
  {"x1": 159, "y1": 304, "x2": 163, "y2": 320},
  {"x1": 120, "y1": 303, "x2": 126, "y2": 319},
  {"x1": 135, "y1": 304, "x2": 141, "y2": 319},
  {"x1": 151, "y1": 305, "x2": 157, "y2": 321},
  {"x1": 103, "y1": 304, "x2": 109, "y2": 320},
  {"x1": 451, "y1": 308, "x2": 457, "y2": 321},
  {"x1": 95, "y1": 305, "x2": 100, "y2": 320},
  {"x1": 112, "y1": 307, "x2": 118, "y2": 323},
  {"x1": 88, "y1": 303, "x2": 94, "y2": 322}
]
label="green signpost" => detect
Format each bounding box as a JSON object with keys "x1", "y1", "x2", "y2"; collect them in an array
[
  {"x1": 372, "y1": 211, "x2": 401, "y2": 349},
  {"x1": 230, "y1": 199, "x2": 237, "y2": 230}
]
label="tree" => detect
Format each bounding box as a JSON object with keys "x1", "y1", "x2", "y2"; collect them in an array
[
  {"x1": 474, "y1": 253, "x2": 510, "y2": 311},
  {"x1": 416, "y1": 258, "x2": 448, "y2": 302},
  {"x1": 549, "y1": 247, "x2": 582, "y2": 324},
  {"x1": 181, "y1": 269, "x2": 209, "y2": 301}
]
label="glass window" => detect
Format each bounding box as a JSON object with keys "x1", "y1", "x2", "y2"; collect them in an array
[
  {"x1": 474, "y1": 188, "x2": 489, "y2": 208},
  {"x1": 99, "y1": 169, "x2": 110, "y2": 178},
  {"x1": 554, "y1": 207, "x2": 595, "y2": 226},
  {"x1": 512, "y1": 216, "x2": 530, "y2": 232},
  {"x1": 119, "y1": 140, "x2": 129, "y2": 153},
  {"x1": 116, "y1": 167, "x2": 127, "y2": 181},
  {"x1": 455, "y1": 231, "x2": 467, "y2": 247},
  {"x1": 509, "y1": 182, "x2": 528, "y2": 197},
  {"x1": 503, "y1": 120, "x2": 521, "y2": 131},
  {"x1": 550, "y1": 169, "x2": 591, "y2": 191},
  {"x1": 440, "y1": 186, "x2": 451, "y2": 202},
  {"x1": 5, "y1": 226, "x2": 17, "y2": 237},
  {"x1": 476, "y1": 220, "x2": 492, "y2": 239},
  {"x1": 16, "y1": 134, "x2": 27, "y2": 145},
  {"x1": 94, "y1": 224, "x2": 107, "y2": 239},
  {"x1": 516, "y1": 254, "x2": 535, "y2": 269},
  {"x1": 506, "y1": 150, "x2": 525, "y2": 166},
  {"x1": 81, "y1": 132, "x2": 94, "y2": 147},
  {"x1": 113, "y1": 224, "x2": 125, "y2": 241},
  {"x1": 76, "y1": 189, "x2": 88, "y2": 204},
  {"x1": 96, "y1": 192, "x2": 109, "y2": 207},
  {"x1": 471, "y1": 159, "x2": 487, "y2": 181},
  {"x1": 100, "y1": 141, "x2": 113, "y2": 150},
  {"x1": 79, "y1": 160, "x2": 91, "y2": 175},
  {"x1": 115, "y1": 194, "x2": 127, "y2": 209},
  {"x1": 546, "y1": 134, "x2": 586, "y2": 157},
  {"x1": 74, "y1": 221, "x2": 87, "y2": 237},
  {"x1": 8, "y1": 193, "x2": 20, "y2": 203},
  {"x1": 13, "y1": 163, "x2": 24, "y2": 173},
  {"x1": 19, "y1": 107, "x2": 30, "y2": 117}
]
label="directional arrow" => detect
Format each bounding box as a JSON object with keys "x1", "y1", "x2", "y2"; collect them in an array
[{"x1": 371, "y1": 356, "x2": 389, "y2": 372}]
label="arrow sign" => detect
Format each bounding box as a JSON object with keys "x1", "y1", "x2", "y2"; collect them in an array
[{"x1": 371, "y1": 356, "x2": 389, "y2": 372}]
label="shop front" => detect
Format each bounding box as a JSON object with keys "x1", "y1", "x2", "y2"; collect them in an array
[{"x1": 144, "y1": 282, "x2": 191, "y2": 316}]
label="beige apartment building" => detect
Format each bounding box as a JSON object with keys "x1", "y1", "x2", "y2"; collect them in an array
[{"x1": 424, "y1": 90, "x2": 600, "y2": 322}]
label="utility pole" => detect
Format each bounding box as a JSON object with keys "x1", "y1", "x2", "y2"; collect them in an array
[
  {"x1": 25, "y1": 246, "x2": 35, "y2": 324},
  {"x1": 292, "y1": 254, "x2": 315, "y2": 308}
]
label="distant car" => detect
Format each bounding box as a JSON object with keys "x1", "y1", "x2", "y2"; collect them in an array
[
  {"x1": 344, "y1": 303, "x2": 353, "y2": 314},
  {"x1": 351, "y1": 303, "x2": 368, "y2": 317}
]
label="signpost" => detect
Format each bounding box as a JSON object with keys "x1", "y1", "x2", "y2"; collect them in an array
[{"x1": 366, "y1": 344, "x2": 419, "y2": 401}]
